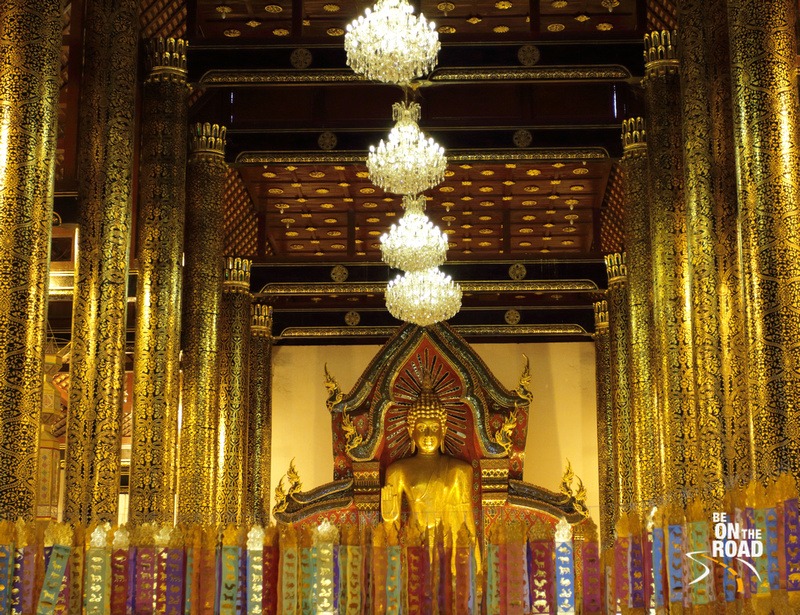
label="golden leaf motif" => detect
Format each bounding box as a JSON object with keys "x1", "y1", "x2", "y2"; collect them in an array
[
  {"x1": 494, "y1": 407, "x2": 518, "y2": 456},
  {"x1": 560, "y1": 459, "x2": 575, "y2": 498},
  {"x1": 324, "y1": 363, "x2": 344, "y2": 412},
  {"x1": 515, "y1": 354, "x2": 534, "y2": 404},
  {"x1": 273, "y1": 476, "x2": 288, "y2": 515},
  {"x1": 341, "y1": 408, "x2": 363, "y2": 459}
]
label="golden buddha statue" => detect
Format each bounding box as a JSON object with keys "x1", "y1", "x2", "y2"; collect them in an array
[{"x1": 381, "y1": 371, "x2": 481, "y2": 573}]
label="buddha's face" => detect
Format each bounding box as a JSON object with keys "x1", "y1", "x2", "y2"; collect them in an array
[{"x1": 412, "y1": 417, "x2": 444, "y2": 454}]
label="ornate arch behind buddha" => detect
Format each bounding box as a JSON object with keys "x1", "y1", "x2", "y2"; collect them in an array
[{"x1": 274, "y1": 322, "x2": 589, "y2": 535}]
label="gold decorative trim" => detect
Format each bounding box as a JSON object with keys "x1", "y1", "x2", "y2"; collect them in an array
[
  {"x1": 199, "y1": 66, "x2": 630, "y2": 87},
  {"x1": 430, "y1": 65, "x2": 631, "y2": 81},
  {"x1": 198, "y1": 69, "x2": 366, "y2": 86},
  {"x1": 190, "y1": 123, "x2": 226, "y2": 157},
  {"x1": 236, "y1": 148, "x2": 609, "y2": 165},
  {"x1": 257, "y1": 279, "x2": 600, "y2": 295},
  {"x1": 146, "y1": 37, "x2": 187, "y2": 79},
  {"x1": 593, "y1": 300, "x2": 609, "y2": 329},
  {"x1": 278, "y1": 323, "x2": 589, "y2": 338}
]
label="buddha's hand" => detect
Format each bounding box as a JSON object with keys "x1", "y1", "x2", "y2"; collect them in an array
[{"x1": 381, "y1": 484, "x2": 400, "y2": 522}]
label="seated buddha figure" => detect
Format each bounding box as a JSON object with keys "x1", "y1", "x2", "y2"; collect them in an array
[{"x1": 381, "y1": 372, "x2": 480, "y2": 566}]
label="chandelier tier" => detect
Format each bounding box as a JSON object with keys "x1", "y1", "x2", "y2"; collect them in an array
[
  {"x1": 380, "y1": 196, "x2": 448, "y2": 271},
  {"x1": 344, "y1": 0, "x2": 440, "y2": 85},
  {"x1": 367, "y1": 102, "x2": 446, "y2": 196},
  {"x1": 385, "y1": 267, "x2": 462, "y2": 327}
]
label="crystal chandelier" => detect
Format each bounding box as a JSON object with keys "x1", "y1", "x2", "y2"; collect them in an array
[
  {"x1": 386, "y1": 267, "x2": 462, "y2": 327},
  {"x1": 380, "y1": 196, "x2": 447, "y2": 271},
  {"x1": 344, "y1": 0, "x2": 440, "y2": 85},
  {"x1": 367, "y1": 102, "x2": 446, "y2": 196}
]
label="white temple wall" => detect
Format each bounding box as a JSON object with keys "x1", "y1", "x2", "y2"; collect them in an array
[{"x1": 271, "y1": 341, "x2": 599, "y2": 522}]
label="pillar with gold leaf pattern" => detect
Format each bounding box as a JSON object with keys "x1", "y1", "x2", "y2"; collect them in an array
[
  {"x1": 129, "y1": 38, "x2": 190, "y2": 526},
  {"x1": 606, "y1": 254, "x2": 637, "y2": 520},
  {"x1": 0, "y1": 0, "x2": 61, "y2": 521},
  {"x1": 593, "y1": 301, "x2": 614, "y2": 550},
  {"x1": 727, "y1": 0, "x2": 800, "y2": 483},
  {"x1": 177, "y1": 124, "x2": 228, "y2": 524},
  {"x1": 642, "y1": 31, "x2": 697, "y2": 507},
  {"x1": 64, "y1": 0, "x2": 139, "y2": 525},
  {"x1": 249, "y1": 304, "x2": 274, "y2": 526},
  {"x1": 678, "y1": 0, "x2": 751, "y2": 506},
  {"x1": 620, "y1": 118, "x2": 662, "y2": 512},
  {"x1": 215, "y1": 257, "x2": 252, "y2": 524}
]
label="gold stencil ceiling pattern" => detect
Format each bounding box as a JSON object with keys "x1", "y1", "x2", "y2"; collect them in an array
[
  {"x1": 245, "y1": 159, "x2": 608, "y2": 258},
  {"x1": 196, "y1": 0, "x2": 640, "y2": 39}
]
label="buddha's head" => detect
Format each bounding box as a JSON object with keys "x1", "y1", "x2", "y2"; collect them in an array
[{"x1": 407, "y1": 371, "x2": 448, "y2": 454}]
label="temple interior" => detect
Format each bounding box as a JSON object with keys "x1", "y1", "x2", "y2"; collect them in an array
[{"x1": 2, "y1": 0, "x2": 800, "y2": 612}]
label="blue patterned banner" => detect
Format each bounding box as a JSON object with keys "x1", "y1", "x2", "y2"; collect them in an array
[
  {"x1": 247, "y1": 548, "x2": 264, "y2": 615},
  {"x1": 36, "y1": 545, "x2": 70, "y2": 615},
  {"x1": 219, "y1": 546, "x2": 239, "y2": 615},
  {"x1": 386, "y1": 545, "x2": 401, "y2": 615},
  {"x1": 653, "y1": 528, "x2": 665, "y2": 607},
  {"x1": 765, "y1": 507, "x2": 779, "y2": 591},
  {"x1": 555, "y1": 541, "x2": 575, "y2": 615},
  {"x1": 667, "y1": 524, "x2": 683, "y2": 604}
]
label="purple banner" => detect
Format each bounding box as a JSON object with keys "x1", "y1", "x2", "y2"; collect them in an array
[
  {"x1": 528, "y1": 540, "x2": 554, "y2": 614},
  {"x1": 785, "y1": 499, "x2": 800, "y2": 593},
  {"x1": 165, "y1": 548, "x2": 184, "y2": 615},
  {"x1": 581, "y1": 541, "x2": 602, "y2": 613},
  {"x1": 135, "y1": 546, "x2": 157, "y2": 615}
]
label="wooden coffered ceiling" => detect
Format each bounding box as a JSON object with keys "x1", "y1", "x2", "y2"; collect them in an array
[{"x1": 51, "y1": 0, "x2": 683, "y2": 342}]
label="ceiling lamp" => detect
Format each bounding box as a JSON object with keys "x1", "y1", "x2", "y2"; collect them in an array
[
  {"x1": 344, "y1": 0, "x2": 440, "y2": 84},
  {"x1": 368, "y1": 102, "x2": 446, "y2": 195},
  {"x1": 380, "y1": 196, "x2": 448, "y2": 270},
  {"x1": 386, "y1": 267, "x2": 462, "y2": 326}
]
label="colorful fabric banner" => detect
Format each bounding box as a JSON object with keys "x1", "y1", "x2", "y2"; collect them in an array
[
  {"x1": 315, "y1": 542, "x2": 335, "y2": 615},
  {"x1": 507, "y1": 542, "x2": 525, "y2": 615},
  {"x1": 652, "y1": 528, "x2": 665, "y2": 608},
  {"x1": 629, "y1": 535, "x2": 645, "y2": 608},
  {"x1": 581, "y1": 541, "x2": 601, "y2": 614},
  {"x1": 406, "y1": 545, "x2": 426, "y2": 615},
  {"x1": 164, "y1": 548, "x2": 184, "y2": 615},
  {"x1": 134, "y1": 547, "x2": 156, "y2": 615},
  {"x1": 371, "y1": 544, "x2": 387, "y2": 612},
  {"x1": 300, "y1": 546, "x2": 316, "y2": 615},
  {"x1": 110, "y1": 548, "x2": 128, "y2": 615},
  {"x1": 555, "y1": 541, "x2": 575, "y2": 615},
  {"x1": 36, "y1": 545, "x2": 70, "y2": 615},
  {"x1": 12, "y1": 545, "x2": 36, "y2": 615},
  {"x1": 689, "y1": 521, "x2": 712, "y2": 605},
  {"x1": 263, "y1": 543, "x2": 279, "y2": 615},
  {"x1": 219, "y1": 546, "x2": 239, "y2": 615},
  {"x1": 614, "y1": 536, "x2": 630, "y2": 609},
  {"x1": 667, "y1": 524, "x2": 682, "y2": 604},
  {"x1": 765, "y1": 507, "x2": 780, "y2": 591},
  {"x1": 486, "y1": 544, "x2": 500, "y2": 614},
  {"x1": 752, "y1": 508, "x2": 770, "y2": 595},
  {"x1": 784, "y1": 499, "x2": 800, "y2": 594},
  {"x1": 84, "y1": 548, "x2": 110, "y2": 615},
  {"x1": 0, "y1": 544, "x2": 15, "y2": 615},
  {"x1": 529, "y1": 540, "x2": 554, "y2": 615},
  {"x1": 344, "y1": 545, "x2": 361, "y2": 615},
  {"x1": 455, "y1": 545, "x2": 470, "y2": 615},
  {"x1": 280, "y1": 546, "x2": 299, "y2": 615},
  {"x1": 247, "y1": 547, "x2": 264, "y2": 615},
  {"x1": 386, "y1": 545, "x2": 401, "y2": 615}
]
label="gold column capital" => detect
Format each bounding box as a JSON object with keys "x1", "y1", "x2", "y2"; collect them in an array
[
  {"x1": 146, "y1": 37, "x2": 187, "y2": 82},
  {"x1": 644, "y1": 30, "x2": 679, "y2": 77},
  {"x1": 222, "y1": 257, "x2": 252, "y2": 291},
  {"x1": 593, "y1": 300, "x2": 609, "y2": 330},
  {"x1": 621, "y1": 118, "x2": 647, "y2": 155},
  {"x1": 605, "y1": 252, "x2": 627, "y2": 286},
  {"x1": 190, "y1": 122, "x2": 227, "y2": 158},
  {"x1": 252, "y1": 304, "x2": 273, "y2": 336}
]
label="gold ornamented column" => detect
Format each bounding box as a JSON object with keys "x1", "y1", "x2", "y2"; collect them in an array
[
  {"x1": 727, "y1": 0, "x2": 800, "y2": 483},
  {"x1": 678, "y1": 0, "x2": 747, "y2": 507},
  {"x1": 0, "y1": 0, "x2": 61, "y2": 521},
  {"x1": 64, "y1": 0, "x2": 139, "y2": 525},
  {"x1": 177, "y1": 124, "x2": 227, "y2": 525},
  {"x1": 249, "y1": 305, "x2": 274, "y2": 526},
  {"x1": 620, "y1": 119, "x2": 661, "y2": 511},
  {"x1": 129, "y1": 38, "x2": 189, "y2": 526},
  {"x1": 593, "y1": 301, "x2": 614, "y2": 551},
  {"x1": 215, "y1": 258, "x2": 252, "y2": 525},
  {"x1": 643, "y1": 31, "x2": 697, "y2": 506},
  {"x1": 606, "y1": 254, "x2": 636, "y2": 517},
  {"x1": 708, "y1": 0, "x2": 752, "y2": 487}
]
